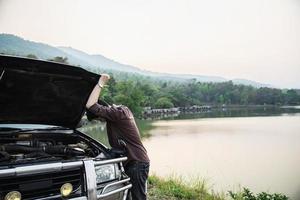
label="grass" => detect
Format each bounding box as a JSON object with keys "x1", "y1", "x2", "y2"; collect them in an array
[
  {"x1": 147, "y1": 175, "x2": 289, "y2": 200},
  {"x1": 147, "y1": 174, "x2": 225, "y2": 200}
]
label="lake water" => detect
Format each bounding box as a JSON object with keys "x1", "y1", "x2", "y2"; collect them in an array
[{"x1": 81, "y1": 107, "x2": 300, "y2": 199}]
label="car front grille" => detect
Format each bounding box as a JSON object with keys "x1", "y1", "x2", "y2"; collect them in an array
[{"x1": 0, "y1": 168, "x2": 83, "y2": 200}]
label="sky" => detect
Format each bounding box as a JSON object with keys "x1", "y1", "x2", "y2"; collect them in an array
[{"x1": 0, "y1": 0, "x2": 299, "y2": 88}]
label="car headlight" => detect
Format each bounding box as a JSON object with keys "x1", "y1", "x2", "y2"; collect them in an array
[{"x1": 95, "y1": 164, "x2": 116, "y2": 183}]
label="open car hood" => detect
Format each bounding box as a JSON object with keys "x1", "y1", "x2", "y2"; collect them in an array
[{"x1": 0, "y1": 55, "x2": 100, "y2": 129}]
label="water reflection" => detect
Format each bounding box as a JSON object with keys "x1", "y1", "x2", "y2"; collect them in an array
[
  {"x1": 79, "y1": 121, "x2": 110, "y2": 146},
  {"x1": 79, "y1": 119, "x2": 155, "y2": 147},
  {"x1": 163, "y1": 106, "x2": 300, "y2": 120}
]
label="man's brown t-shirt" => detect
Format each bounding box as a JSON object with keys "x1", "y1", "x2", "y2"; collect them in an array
[{"x1": 88, "y1": 103, "x2": 150, "y2": 165}]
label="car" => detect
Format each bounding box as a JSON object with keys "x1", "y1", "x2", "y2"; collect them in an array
[{"x1": 0, "y1": 55, "x2": 131, "y2": 200}]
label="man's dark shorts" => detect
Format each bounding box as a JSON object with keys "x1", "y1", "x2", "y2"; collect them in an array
[{"x1": 125, "y1": 161, "x2": 150, "y2": 200}]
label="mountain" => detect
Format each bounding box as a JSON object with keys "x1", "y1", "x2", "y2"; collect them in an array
[
  {"x1": 0, "y1": 34, "x2": 91, "y2": 67},
  {"x1": 58, "y1": 46, "x2": 143, "y2": 73},
  {"x1": 58, "y1": 46, "x2": 229, "y2": 82},
  {"x1": 0, "y1": 33, "x2": 272, "y2": 87}
]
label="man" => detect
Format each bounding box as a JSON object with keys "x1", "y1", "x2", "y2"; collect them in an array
[{"x1": 86, "y1": 74, "x2": 150, "y2": 200}]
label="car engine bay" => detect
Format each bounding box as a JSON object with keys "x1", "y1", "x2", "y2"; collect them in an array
[{"x1": 0, "y1": 130, "x2": 103, "y2": 166}]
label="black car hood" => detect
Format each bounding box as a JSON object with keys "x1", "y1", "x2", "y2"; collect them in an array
[{"x1": 0, "y1": 55, "x2": 100, "y2": 129}]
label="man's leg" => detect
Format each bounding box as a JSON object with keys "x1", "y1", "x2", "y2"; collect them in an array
[{"x1": 125, "y1": 162, "x2": 150, "y2": 200}]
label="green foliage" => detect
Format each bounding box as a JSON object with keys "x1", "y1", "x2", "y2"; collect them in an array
[
  {"x1": 101, "y1": 80, "x2": 146, "y2": 117},
  {"x1": 284, "y1": 90, "x2": 299, "y2": 105},
  {"x1": 228, "y1": 188, "x2": 289, "y2": 200},
  {"x1": 97, "y1": 73, "x2": 300, "y2": 116},
  {"x1": 148, "y1": 176, "x2": 289, "y2": 200},
  {"x1": 154, "y1": 97, "x2": 174, "y2": 108},
  {"x1": 148, "y1": 175, "x2": 224, "y2": 200}
]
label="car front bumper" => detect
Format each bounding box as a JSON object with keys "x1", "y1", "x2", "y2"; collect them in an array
[{"x1": 0, "y1": 157, "x2": 132, "y2": 200}]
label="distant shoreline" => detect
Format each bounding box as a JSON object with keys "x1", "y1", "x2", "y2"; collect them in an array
[{"x1": 141, "y1": 104, "x2": 300, "y2": 120}]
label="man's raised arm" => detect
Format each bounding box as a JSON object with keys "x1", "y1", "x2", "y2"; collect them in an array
[{"x1": 86, "y1": 74, "x2": 110, "y2": 109}]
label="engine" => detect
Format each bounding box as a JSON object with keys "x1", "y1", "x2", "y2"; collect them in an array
[{"x1": 0, "y1": 132, "x2": 101, "y2": 165}]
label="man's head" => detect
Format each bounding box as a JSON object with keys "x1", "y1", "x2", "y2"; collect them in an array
[{"x1": 86, "y1": 100, "x2": 110, "y2": 122}]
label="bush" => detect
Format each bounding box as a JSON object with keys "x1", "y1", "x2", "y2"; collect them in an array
[
  {"x1": 154, "y1": 97, "x2": 174, "y2": 108},
  {"x1": 228, "y1": 188, "x2": 289, "y2": 200}
]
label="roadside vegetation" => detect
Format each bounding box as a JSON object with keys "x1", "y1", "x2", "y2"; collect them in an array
[{"x1": 147, "y1": 175, "x2": 289, "y2": 200}]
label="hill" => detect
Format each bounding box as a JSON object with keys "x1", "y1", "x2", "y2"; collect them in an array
[{"x1": 0, "y1": 33, "x2": 271, "y2": 87}]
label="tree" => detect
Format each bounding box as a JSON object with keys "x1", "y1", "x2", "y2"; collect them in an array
[
  {"x1": 154, "y1": 97, "x2": 174, "y2": 108},
  {"x1": 218, "y1": 95, "x2": 225, "y2": 104},
  {"x1": 101, "y1": 75, "x2": 117, "y2": 104},
  {"x1": 112, "y1": 81, "x2": 145, "y2": 116},
  {"x1": 82, "y1": 70, "x2": 300, "y2": 116},
  {"x1": 284, "y1": 89, "x2": 299, "y2": 105}
]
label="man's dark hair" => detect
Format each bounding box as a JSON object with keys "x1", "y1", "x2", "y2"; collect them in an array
[{"x1": 86, "y1": 100, "x2": 110, "y2": 121}]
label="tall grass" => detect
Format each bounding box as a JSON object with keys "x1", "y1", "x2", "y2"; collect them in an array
[
  {"x1": 147, "y1": 175, "x2": 289, "y2": 200},
  {"x1": 148, "y1": 174, "x2": 225, "y2": 200}
]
